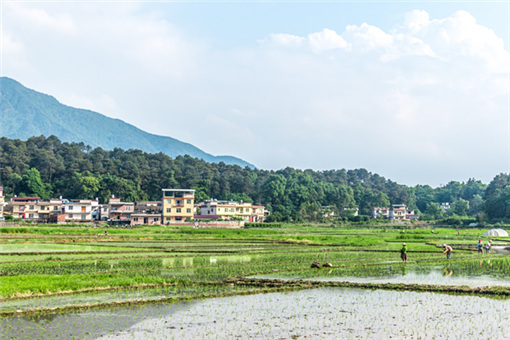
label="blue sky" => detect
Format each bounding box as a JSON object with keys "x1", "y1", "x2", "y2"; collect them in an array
[
  {"x1": 2, "y1": 1, "x2": 509, "y2": 187},
  {"x1": 155, "y1": 2, "x2": 509, "y2": 48}
]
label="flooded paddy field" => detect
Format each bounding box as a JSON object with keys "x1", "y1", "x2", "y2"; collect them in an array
[
  {"x1": 1, "y1": 224, "x2": 509, "y2": 339},
  {"x1": 2, "y1": 288, "x2": 510, "y2": 339},
  {"x1": 253, "y1": 259, "x2": 510, "y2": 288}
]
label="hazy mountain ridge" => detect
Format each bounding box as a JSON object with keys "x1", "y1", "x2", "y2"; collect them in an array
[{"x1": 0, "y1": 77, "x2": 254, "y2": 168}]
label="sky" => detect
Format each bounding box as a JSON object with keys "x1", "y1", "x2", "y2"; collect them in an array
[{"x1": 1, "y1": 0, "x2": 509, "y2": 187}]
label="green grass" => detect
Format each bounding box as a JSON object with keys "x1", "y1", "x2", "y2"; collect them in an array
[{"x1": 1, "y1": 223, "x2": 508, "y2": 304}]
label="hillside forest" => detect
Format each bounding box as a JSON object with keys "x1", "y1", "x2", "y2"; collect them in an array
[{"x1": 0, "y1": 136, "x2": 508, "y2": 223}]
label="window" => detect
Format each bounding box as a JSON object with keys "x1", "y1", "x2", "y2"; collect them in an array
[
  {"x1": 176, "y1": 200, "x2": 182, "y2": 205},
  {"x1": 29, "y1": 214, "x2": 34, "y2": 219},
  {"x1": 176, "y1": 208, "x2": 181, "y2": 213},
  {"x1": 176, "y1": 217, "x2": 182, "y2": 221},
  {"x1": 68, "y1": 206, "x2": 74, "y2": 210},
  {"x1": 133, "y1": 217, "x2": 138, "y2": 222},
  {"x1": 187, "y1": 208, "x2": 191, "y2": 213},
  {"x1": 166, "y1": 208, "x2": 171, "y2": 213},
  {"x1": 54, "y1": 206, "x2": 59, "y2": 210},
  {"x1": 69, "y1": 214, "x2": 73, "y2": 218},
  {"x1": 167, "y1": 199, "x2": 172, "y2": 204},
  {"x1": 81, "y1": 214, "x2": 86, "y2": 220},
  {"x1": 154, "y1": 218, "x2": 159, "y2": 222},
  {"x1": 186, "y1": 199, "x2": 191, "y2": 204},
  {"x1": 29, "y1": 205, "x2": 34, "y2": 210}
]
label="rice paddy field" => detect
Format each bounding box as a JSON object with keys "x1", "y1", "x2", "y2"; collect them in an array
[{"x1": 1, "y1": 223, "x2": 510, "y2": 339}]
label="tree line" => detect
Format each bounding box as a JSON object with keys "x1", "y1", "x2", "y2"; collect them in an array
[{"x1": 0, "y1": 136, "x2": 507, "y2": 222}]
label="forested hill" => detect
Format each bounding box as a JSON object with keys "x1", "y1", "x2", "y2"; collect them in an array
[
  {"x1": 0, "y1": 77, "x2": 252, "y2": 168},
  {"x1": 1, "y1": 136, "x2": 505, "y2": 222}
]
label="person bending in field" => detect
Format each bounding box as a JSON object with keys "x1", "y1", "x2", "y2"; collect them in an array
[
  {"x1": 443, "y1": 244, "x2": 452, "y2": 260},
  {"x1": 400, "y1": 242, "x2": 408, "y2": 263},
  {"x1": 485, "y1": 240, "x2": 491, "y2": 254}
]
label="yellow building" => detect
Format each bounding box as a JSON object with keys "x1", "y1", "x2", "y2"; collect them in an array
[{"x1": 162, "y1": 189, "x2": 195, "y2": 223}]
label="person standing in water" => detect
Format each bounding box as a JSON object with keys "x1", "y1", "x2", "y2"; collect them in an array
[
  {"x1": 400, "y1": 242, "x2": 408, "y2": 263},
  {"x1": 477, "y1": 239, "x2": 484, "y2": 255}
]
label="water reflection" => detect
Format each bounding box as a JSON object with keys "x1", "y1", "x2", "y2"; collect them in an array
[{"x1": 254, "y1": 259, "x2": 510, "y2": 288}]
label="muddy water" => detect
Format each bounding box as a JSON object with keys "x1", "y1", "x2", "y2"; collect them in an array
[{"x1": 2, "y1": 288, "x2": 510, "y2": 339}]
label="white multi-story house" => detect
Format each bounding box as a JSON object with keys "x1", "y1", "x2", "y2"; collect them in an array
[
  {"x1": 197, "y1": 200, "x2": 266, "y2": 222},
  {"x1": 0, "y1": 186, "x2": 4, "y2": 220},
  {"x1": 63, "y1": 199, "x2": 99, "y2": 221},
  {"x1": 440, "y1": 202, "x2": 451, "y2": 213},
  {"x1": 373, "y1": 204, "x2": 418, "y2": 220}
]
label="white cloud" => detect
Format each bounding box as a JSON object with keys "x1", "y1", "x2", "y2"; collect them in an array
[
  {"x1": 262, "y1": 33, "x2": 305, "y2": 48},
  {"x1": 7, "y1": 3, "x2": 75, "y2": 33},
  {"x1": 2, "y1": 5, "x2": 508, "y2": 186},
  {"x1": 345, "y1": 23, "x2": 394, "y2": 52},
  {"x1": 307, "y1": 28, "x2": 349, "y2": 52}
]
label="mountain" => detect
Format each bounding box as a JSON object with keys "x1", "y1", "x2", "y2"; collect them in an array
[{"x1": 0, "y1": 77, "x2": 254, "y2": 168}]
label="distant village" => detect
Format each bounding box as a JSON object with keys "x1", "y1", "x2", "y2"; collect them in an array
[
  {"x1": 0, "y1": 186, "x2": 431, "y2": 225},
  {"x1": 0, "y1": 187, "x2": 267, "y2": 227}
]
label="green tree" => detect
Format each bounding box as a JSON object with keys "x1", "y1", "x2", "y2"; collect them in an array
[
  {"x1": 20, "y1": 168, "x2": 50, "y2": 199},
  {"x1": 452, "y1": 198, "x2": 469, "y2": 216}
]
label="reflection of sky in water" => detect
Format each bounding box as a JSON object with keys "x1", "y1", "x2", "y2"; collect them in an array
[
  {"x1": 252, "y1": 264, "x2": 510, "y2": 288},
  {"x1": 99, "y1": 288, "x2": 510, "y2": 339}
]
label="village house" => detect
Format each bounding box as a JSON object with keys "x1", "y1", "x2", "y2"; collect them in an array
[
  {"x1": 108, "y1": 196, "x2": 134, "y2": 225},
  {"x1": 62, "y1": 199, "x2": 99, "y2": 222},
  {"x1": 131, "y1": 212, "x2": 161, "y2": 226},
  {"x1": 0, "y1": 187, "x2": 4, "y2": 220},
  {"x1": 372, "y1": 204, "x2": 418, "y2": 220},
  {"x1": 11, "y1": 197, "x2": 65, "y2": 222},
  {"x1": 131, "y1": 200, "x2": 163, "y2": 226},
  {"x1": 162, "y1": 189, "x2": 195, "y2": 224},
  {"x1": 197, "y1": 200, "x2": 266, "y2": 222},
  {"x1": 440, "y1": 202, "x2": 451, "y2": 213}
]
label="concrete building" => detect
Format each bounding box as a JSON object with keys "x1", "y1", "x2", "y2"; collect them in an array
[
  {"x1": 108, "y1": 197, "x2": 134, "y2": 224},
  {"x1": 11, "y1": 197, "x2": 65, "y2": 221},
  {"x1": 389, "y1": 204, "x2": 408, "y2": 220},
  {"x1": 63, "y1": 199, "x2": 99, "y2": 221},
  {"x1": 0, "y1": 187, "x2": 4, "y2": 220},
  {"x1": 440, "y1": 202, "x2": 451, "y2": 213},
  {"x1": 135, "y1": 201, "x2": 162, "y2": 213},
  {"x1": 38, "y1": 198, "x2": 65, "y2": 222},
  {"x1": 131, "y1": 212, "x2": 161, "y2": 226},
  {"x1": 162, "y1": 189, "x2": 195, "y2": 223},
  {"x1": 373, "y1": 204, "x2": 417, "y2": 221},
  {"x1": 12, "y1": 197, "x2": 41, "y2": 220},
  {"x1": 197, "y1": 200, "x2": 266, "y2": 222}
]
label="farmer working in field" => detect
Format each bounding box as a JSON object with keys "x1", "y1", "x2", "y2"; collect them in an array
[
  {"x1": 477, "y1": 239, "x2": 484, "y2": 255},
  {"x1": 485, "y1": 240, "x2": 491, "y2": 254},
  {"x1": 443, "y1": 244, "x2": 452, "y2": 260},
  {"x1": 400, "y1": 242, "x2": 408, "y2": 263}
]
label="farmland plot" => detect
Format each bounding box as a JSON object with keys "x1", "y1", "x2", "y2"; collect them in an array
[{"x1": 1, "y1": 224, "x2": 509, "y2": 339}]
